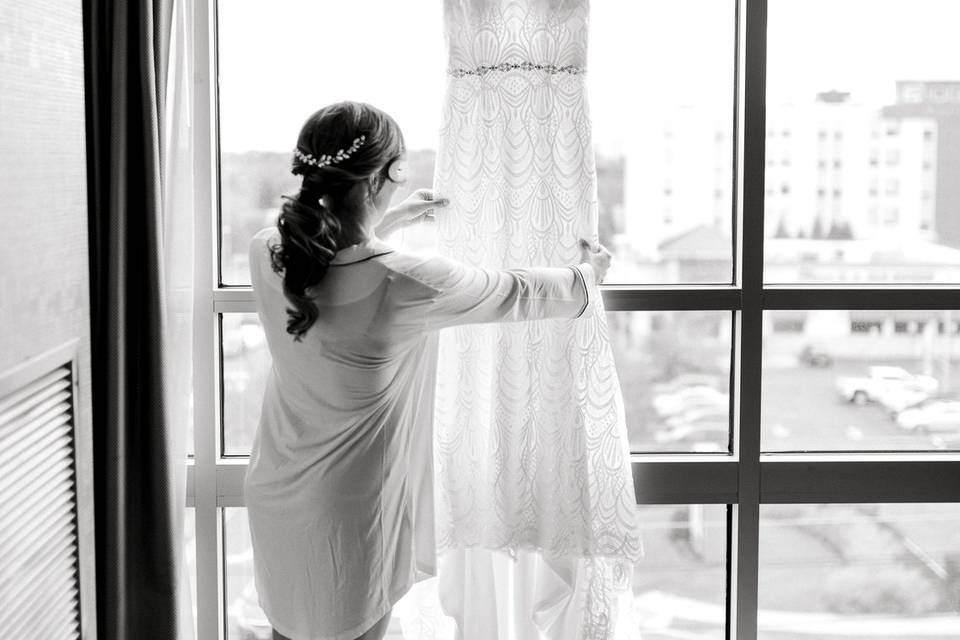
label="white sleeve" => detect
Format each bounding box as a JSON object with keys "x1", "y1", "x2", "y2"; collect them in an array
[{"x1": 398, "y1": 255, "x2": 595, "y2": 332}]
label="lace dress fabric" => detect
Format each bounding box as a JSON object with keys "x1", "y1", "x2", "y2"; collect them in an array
[{"x1": 426, "y1": 0, "x2": 644, "y2": 637}]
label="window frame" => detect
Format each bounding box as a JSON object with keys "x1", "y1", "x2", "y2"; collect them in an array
[{"x1": 186, "y1": 0, "x2": 960, "y2": 638}]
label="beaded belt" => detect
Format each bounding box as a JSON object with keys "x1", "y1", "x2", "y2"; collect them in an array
[{"x1": 447, "y1": 61, "x2": 586, "y2": 78}]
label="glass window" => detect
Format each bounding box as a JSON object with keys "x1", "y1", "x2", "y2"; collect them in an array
[
  {"x1": 216, "y1": 1, "x2": 446, "y2": 285},
  {"x1": 182, "y1": 508, "x2": 196, "y2": 640},
  {"x1": 224, "y1": 508, "x2": 269, "y2": 640},
  {"x1": 634, "y1": 504, "x2": 728, "y2": 637},
  {"x1": 225, "y1": 505, "x2": 728, "y2": 638},
  {"x1": 764, "y1": 0, "x2": 960, "y2": 284},
  {"x1": 218, "y1": 0, "x2": 737, "y2": 286},
  {"x1": 759, "y1": 503, "x2": 960, "y2": 638},
  {"x1": 608, "y1": 311, "x2": 733, "y2": 453},
  {"x1": 762, "y1": 310, "x2": 960, "y2": 452},
  {"x1": 221, "y1": 313, "x2": 269, "y2": 456}
]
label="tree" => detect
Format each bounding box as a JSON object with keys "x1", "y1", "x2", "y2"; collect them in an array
[
  {"x1": 811, "y1": 215, "x2": 825, "y2": 239},
  {"x1": 827, "y1": 219, "x2": 854, "y2": 240},
  {"x1": 773, "y1": 216, "x2": 790, "y2": 238}
]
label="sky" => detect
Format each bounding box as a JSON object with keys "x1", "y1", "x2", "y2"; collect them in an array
[{"x1": 216, "y1": 0, "x2": 960, "y2": 153}]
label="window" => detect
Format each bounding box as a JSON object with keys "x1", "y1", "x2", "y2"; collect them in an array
[{"x1": 189, "y1": 1, "x2": 960, "y2": 638}]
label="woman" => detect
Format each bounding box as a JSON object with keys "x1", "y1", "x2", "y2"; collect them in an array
[{"x1": 244, "y1": 101, "x2": 612, "y2": 640}]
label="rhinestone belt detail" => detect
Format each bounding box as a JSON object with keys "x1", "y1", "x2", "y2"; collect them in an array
[{"x1": 447, "y1": 61, "x2": 586, "y2": 78}]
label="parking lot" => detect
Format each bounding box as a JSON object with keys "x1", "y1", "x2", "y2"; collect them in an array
[{"x1": 620, "y1": 356, "x2": 960, "y2": 453}]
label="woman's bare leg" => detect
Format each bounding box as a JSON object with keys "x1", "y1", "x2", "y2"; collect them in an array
[{"x1": 271, "y1": 610, "x2": 391, "y2": 640}]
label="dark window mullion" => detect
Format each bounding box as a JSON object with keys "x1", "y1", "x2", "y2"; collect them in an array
[
  {"x1": 763, "y1": 286, "x2": 960, "y2": 310},
  {"x1": 731, "y1": 0, "x2": 767, "y2": 639}
]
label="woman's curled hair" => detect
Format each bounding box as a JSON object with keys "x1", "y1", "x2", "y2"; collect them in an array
[{"x1": 269, "y1": 101, "x2": 405, "y2": 341}]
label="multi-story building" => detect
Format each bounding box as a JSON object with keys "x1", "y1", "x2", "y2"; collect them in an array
[
  {"x1": 621, "y1": 83, "x2": 956, "y2": 255},
  {"x1": 882, "y1": 81, "x2": 960, "y2": 248}
]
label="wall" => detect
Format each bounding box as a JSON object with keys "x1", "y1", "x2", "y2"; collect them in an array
[{"x1": 0, "y1": 0, "x2": 96, "y2": 636}]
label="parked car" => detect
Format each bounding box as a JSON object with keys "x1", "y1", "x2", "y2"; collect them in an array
[
  {"x1": 652, "y1": 386, "x2": 729, "y2": 418},
  {"x1": 652, "y1": 373, "x2": 723, "y2": 396},
  {"x1": 665, "y1": 404, "x2": 729, "y2": 429},
  {"x1": 929, "y1": 431, "x2": 960, "y2": 450},
  {"x1": 835, "y1": 366, "x2": 939, "y2": 406},
  {"x1": 654, "y1": 419, "x2": 729, "y2": 450},
  {"x1": 877, "y1": 386, "x2": 934, "y2": 415},
  {"x1": 799, "y1": 344, "x2": 833, "y2": 368},
  {"x1": 895, "y1": 401, "x2": 960, "y2": 433},
  {"x1": 886, "y1": 392, "x2": 959, "y2": 417}
]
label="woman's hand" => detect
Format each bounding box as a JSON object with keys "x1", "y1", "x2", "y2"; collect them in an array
[
  {"x1": 378, "y1": 189, "x2": 450, "y2": 237},
  {"x1": 578, "y1": 239, "x2": 613, "y2": 283}
]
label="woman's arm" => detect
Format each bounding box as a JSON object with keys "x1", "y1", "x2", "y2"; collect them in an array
[
  {"x1": 376, "y1": 190, "x2": 450, "y2": 238},
  {"x1": 399, "y1": 254, "x2": 600, "y2": 332}
]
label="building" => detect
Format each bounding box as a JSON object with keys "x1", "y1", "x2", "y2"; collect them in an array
[
  {"x1": 882, "y1": 81, "x2": 960, "y2": 248},
  {"x1": 621, "y1": 83, "x2": 956, "y2": 257}
]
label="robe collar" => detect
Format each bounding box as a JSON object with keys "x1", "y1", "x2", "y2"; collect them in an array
[{"x1": 328, "y1": 236, "x2": 395, "y2": 266}]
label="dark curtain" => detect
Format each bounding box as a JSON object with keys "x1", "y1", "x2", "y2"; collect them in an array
[{"x1": 82, "y1": 0, "x2": 179, "y2": 638}]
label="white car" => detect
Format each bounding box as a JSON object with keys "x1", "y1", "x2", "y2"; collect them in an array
[
  {"x1": 665, "y1": 405, "x2": 729, "y2": 429},
  {"x1": 652, "y1": 373, "x2": 722, "y2": 396},
  {"x1": 835, "y1": 365, "x2": 939, "y2": 406},
  {"x1": 654, "y1": 419, "x2": 729, "y2": 449},
  {"x1": 877, "y1": 386, "x2": 934, "y2": 415},
  {"x1": 652, "y1": 386, "x2": 729, "y2": 418},
  {"x1": 895, "y1": 401, "x2": 960, "y2": 433}
]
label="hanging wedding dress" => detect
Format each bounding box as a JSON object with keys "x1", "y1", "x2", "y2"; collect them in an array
[{"x1": 419, "y1": 0, "x2": 645, "y2": 637}]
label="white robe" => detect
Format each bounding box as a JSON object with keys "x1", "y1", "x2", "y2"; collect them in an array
[{"x1": 243, "y1": 226, "x2": 595, "y2": 640}]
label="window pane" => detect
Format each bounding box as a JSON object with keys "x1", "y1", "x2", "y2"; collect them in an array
[
  {"x1": 759, "y1": 503, "x2": 960, "y2": 639},
  {"x1": 634, "y1": 504, "x2": 728, "y2": 638},
  {"x1": 591, "y1": 0, "x2": 736, "y2": 284},
  {"x1": 223, "y1": 310, "x2": 736, "y2": 456},
  {"x1": 225, "y1": 505, "x2": 727, "y2": 638},
  {"x1": 217, "y1": 1, "x2": 736, "y2": 285},
  {"x1": 609, "y1": 311, "x2": 733, "y2": 453},
  {"x1": 762, "y1": 310, "x2": 960, "y2": 452},
  {"x1": 216, "y1": 1, "x2": 445, "y2": 285},
  {"x1": 221, "y1": 313, "x2": 269, "y2": 456},
  {"x1": 224, "y1": 507, "x2": 265, "y2": 640},
  {"x1": 183, "y1": 508, "x2": 196, "y2": 640},
  {"x1": 764, "y1": 0, "x2": 960, "y2": 284}
]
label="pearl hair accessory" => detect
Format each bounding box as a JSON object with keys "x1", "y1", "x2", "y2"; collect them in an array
[{"x1": 294, "y1": 135, "x2": 366, "y2": 168}]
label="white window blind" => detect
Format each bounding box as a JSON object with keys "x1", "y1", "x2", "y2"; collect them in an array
[{"x1": 0, "y1": 364, "x2": 81, "y2": 639}]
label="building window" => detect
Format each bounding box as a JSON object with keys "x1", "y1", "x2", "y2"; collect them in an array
[
  {"x1": 772, "y1": 318, "x2": 805, "y2": 333},
  {"x1": 851, "y1": 320, "x2": 883, "y2": 334}
]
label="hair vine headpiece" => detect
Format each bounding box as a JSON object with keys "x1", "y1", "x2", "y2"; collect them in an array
[{"x1": 294, "y1": 135, "x2": 366, "y2": 168}]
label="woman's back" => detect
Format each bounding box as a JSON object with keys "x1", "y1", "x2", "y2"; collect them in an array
[{"x1": 243, "y1": 224, "x2": 594, "y2": 639}]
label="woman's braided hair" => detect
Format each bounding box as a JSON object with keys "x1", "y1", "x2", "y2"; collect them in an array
[{"x1": 269, "y1": 101, "x2": 405, "y2": 341}]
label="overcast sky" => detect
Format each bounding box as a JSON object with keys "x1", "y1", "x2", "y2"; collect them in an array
[{"x1": 217, "y1": 0, "x2": 960, "y2": 153}]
